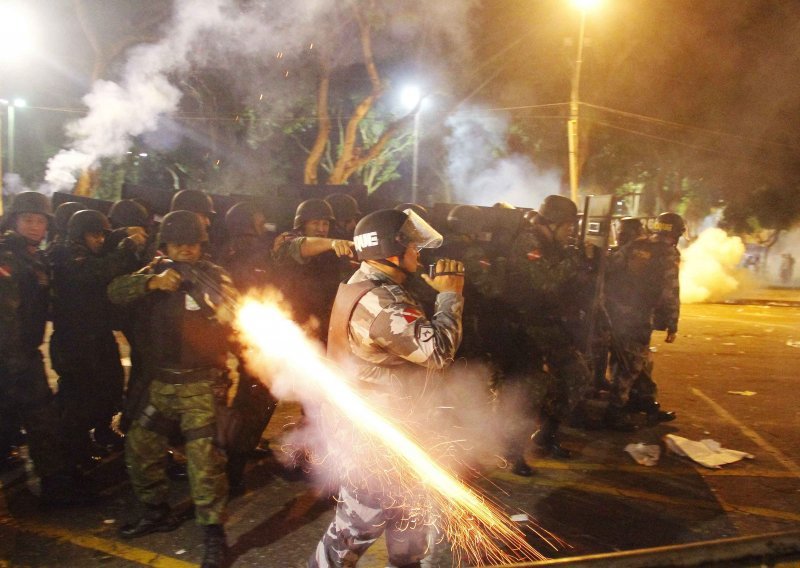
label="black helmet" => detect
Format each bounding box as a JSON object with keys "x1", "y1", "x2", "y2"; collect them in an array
[
  {"x1": 67, "y1": 209, "x2": 111, "y2": 242},
  {"x1": 225, "y1": 201, "x2": 263, "y2": 238},
  {"x1": 170, "y1": 189, "x2": 215, "y2": 216},
  {"x1": 447, "y1": 205, "x2": 485, "y2": 235},
  {"x1": 293, "y1": 199, "x2": 334, "y2": 230},
  {"x1": 325, "y1": 193, "x2": 361, "y2": 222},
  {"x1": 9, "y1": 191, "x2": 52, "y2": 217},
  {"x1": 653, "y1": 212, "x2": 685, "y2": 239},
  {"x1": 109, "y1": 199, "x2": 149, "y2": 229},
  {"x1": 393, "y1": 203, "x2": 429, "y2": 221},
  {"x1": 353, "y1": 208, "x2": 443, "y2": 261},
  {"x1": 159, "y1": 210, "x2": 209, "y2": 245},
  {"x1": 537, "y1": 195, "x2": 578, "y2": 225},
  {"x1": 53, "y1": 202, "x2": 85, "y2": 235}
]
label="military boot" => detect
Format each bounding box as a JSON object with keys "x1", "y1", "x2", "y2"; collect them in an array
[
  {"x1": 510, "y1": 456, "x2": 533, "y2": 477},
  {"x1": 201, "y1": 524, "x2": 227, "y2": 568},
  {"x1": 531, "y1": 418, "x2": 572, "y2": 459},
  {"x1": 641, "y1": 401, "x2": 677, "y2": 426},
  {"x1": 119, "y1": 503, "x2": 182, "y2": 539}
]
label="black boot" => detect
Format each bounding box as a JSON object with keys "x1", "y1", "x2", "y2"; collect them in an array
[
  {"x1": 201, "y1": 524, "x2": 227, "y2": 568},
  {"x1": 510, "y1": 456, "x2": 533, "y2": 477},
  {"x1": 532, "y1": 418, "x2": 572, "y2": 459},
  {"x1": 604, "y1": 406, "x2": 639, "y2": 432},
  {"x1": 641, "y1": 401, "x2": 676, "y2": 426},
  {"x1": 119, "y1": 503, "x2": 182, "y2": 539}
]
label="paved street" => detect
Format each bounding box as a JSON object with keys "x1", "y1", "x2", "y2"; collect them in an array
[{"x1": 1, "y1": 289, "x2": 799, "y2": 567}]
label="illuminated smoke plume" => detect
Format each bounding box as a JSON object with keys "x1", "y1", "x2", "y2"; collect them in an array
[
  {"x1": 44, "y1": 0, "x2": 477, "y2": 193},
  {"x1": 235, "y1": 294, "x2": 560, "y2": 565},
  {"x1": 680, "y1": 227, "x2": 746, "y2": 303},
  {"x1": 445, "y1": 107, "x2": 560, "y2": 208}
]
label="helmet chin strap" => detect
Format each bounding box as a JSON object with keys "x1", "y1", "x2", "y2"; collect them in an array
[{"x1": 373, "y1": 257, "x2": 415, "y2": 277}]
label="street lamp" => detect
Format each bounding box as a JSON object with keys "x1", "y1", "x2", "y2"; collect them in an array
[
  {"x1": 6, "y1": 98, "x2": 25, "y2": 175},
  {"x1": 401, "y1": 85, "x2": 422, "y2": 203},
  {"x1": 0, "y1": 3, "x2": 36, "y2": 65},
  {"x1": 568, "y1": 0, "x2": 600, "y2": 205},
  {"x1": 0, "y1": 98, "x2": 26, "y2": 215}
]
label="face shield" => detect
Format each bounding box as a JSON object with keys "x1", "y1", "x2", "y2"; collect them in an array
[{"x1": 399, "y1": 209, "x2": 443, "y2": 251}]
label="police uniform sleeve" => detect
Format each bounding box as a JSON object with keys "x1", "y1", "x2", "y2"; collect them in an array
[
  {"x1": 653, "y1": 247, "x2": 681, "y2": 332},
  {"x1": 272, "y1": 232, "x2": 309, "y2": 265},
  {"x1": 107, "y1": 269, "x2": 154, "y2": 305},
  {"x1": 367, "y1": 286, "x2": 463, "y2": 370}
]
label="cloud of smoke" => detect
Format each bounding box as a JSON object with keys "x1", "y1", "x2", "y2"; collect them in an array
[
  {"x1": 444, "y1": 107, "x2": 560, "y2": 208},
  {"x1": 680, "y1": 227, "x2": 746, "y2": 303},
  {"x1": 44, "y1": 0, "x2": 477, "y2": 193},
  {"x1": 2, "y1": 173, "x2": 30, "y2": 196}
]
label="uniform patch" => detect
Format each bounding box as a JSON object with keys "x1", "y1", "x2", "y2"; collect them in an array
[
  {"x1": 399, "y1": 307, "x2": 423, "y2": 323},
  {"x1": 526, "y1": 249, "x2": 542, "y2": 261}
]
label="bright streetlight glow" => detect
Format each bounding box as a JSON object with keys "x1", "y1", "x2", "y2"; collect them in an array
[
  {"x1": 573, "y1": 0, "x2": 601, "y2": 11},
  {"x1": 0, "y1": 3, "x2": 36, "y2": 64},
  {"x1": 12, "y1": 98, "x2": 26, "y2": 108},
  {"x1": 401, "y1": 85, "x2": 422, "y2": 110}
]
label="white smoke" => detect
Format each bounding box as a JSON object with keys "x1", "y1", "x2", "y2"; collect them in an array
[
  {"x1": 2, "y1": 173, "x2": 30, "y2": 196},
  {"x1": 45, "y1": 0, "x2": 478, "y2": 193},
  {"x1": 444, "y1": 107, "x2": 560, "y2": 208},
  {"x1": 680, "y1": 227, "x2": 746, "y2": 303}
]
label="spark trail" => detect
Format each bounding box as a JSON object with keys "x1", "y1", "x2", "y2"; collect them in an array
[{"x1": 236, "y1": 297, "x2": 556, "y2": 565}]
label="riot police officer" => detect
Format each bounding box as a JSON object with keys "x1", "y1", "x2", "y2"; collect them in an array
[
  {"x1": 501, "y1": 195, "x2": 594, "y2": 475},
  {"x1": 604, "y1": 212, "x2": 682, "y2": 430},
  {"x1": 49, "y1": 209, "x2": 144, "y2": 461},
  {"x1": 272, "y1": 198, "x2": 354, "y2": 344},
  {"x1": 108, "y1": 210, "x2": 236, "y2": 568},
  {"x1": 310, "y1": 208, "x2": 464, "y2": 568},
  {"x1": 0, "y1": 192, "x2": 94, "y2": 506},
  {"x1": 325, "y1": 193, "x2": 362, "y2": 240}
]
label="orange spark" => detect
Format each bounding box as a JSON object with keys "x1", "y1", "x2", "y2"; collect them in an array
[{"x1": 236, "y1": 297, "x2": 557, "y2": 565}]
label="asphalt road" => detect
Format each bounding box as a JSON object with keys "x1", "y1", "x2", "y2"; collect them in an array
[{"x1": 1, "y1": 291, "x2": 799, "y2": 567}]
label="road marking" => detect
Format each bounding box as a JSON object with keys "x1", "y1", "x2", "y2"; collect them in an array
[
  {"x1": 492, "y1": 471, "x2": 800, "y2": 523},
  {"x1": 691, "y1": 387, "x2": 800, "y2": 478},
  {"x1": 7, "y1": 521, "x2": 196, "y2": 567},
  {"x1": 528, "y1": 459, "x2": 796, "y2": 478}
]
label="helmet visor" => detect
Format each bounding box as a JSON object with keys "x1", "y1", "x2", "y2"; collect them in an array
[{"x1": 399, "y1": 209, "x2": 443, "y2": 251}]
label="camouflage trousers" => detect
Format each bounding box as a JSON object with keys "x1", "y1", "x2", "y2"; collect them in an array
[
  {"x1": 608, "y1": 334, "x2": 657, "y2": 409},
  {"x1": 125, "y1": 379, "x2": 228, "y2": 525},
  {"x1": 309, "y1": 485, "x2": 432, "y2": 568},
  {"x1": 498, "y1": 344, "x2": 590, "y2": 457}
]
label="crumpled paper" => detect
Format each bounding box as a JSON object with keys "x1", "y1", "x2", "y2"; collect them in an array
[
  {"x1": 624, "y1": 443, "x2": 661, "y2": 466},
  {"x1": 663, "y1": 434, "x2": 754, "y2": 468}
]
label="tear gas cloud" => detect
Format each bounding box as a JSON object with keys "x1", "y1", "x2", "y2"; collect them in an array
[
  {"x1": 45, "y1": 0, "x2": 476, "y2": 193},
  {"x1": 445, "y1": 107, "x2": 560, "y2": 208},
  {"x1": 680, "y1": 227, "x2": 746, "y2": 303},
  {"x1": 2, "y1": 173, "x2": 30, "y2": 196}
]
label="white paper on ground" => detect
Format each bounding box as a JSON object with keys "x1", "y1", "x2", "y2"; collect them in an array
[
  {"x1": 624, "y1": 443, "x2": 661, "y2": 466},
  {"x1": 663, "y1": 434, "x2": 754, "y2": 468}
]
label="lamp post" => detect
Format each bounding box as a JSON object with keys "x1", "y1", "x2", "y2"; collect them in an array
[
  {"x1": 401, "y1": 85, "x2": 422, "y2": 203},
  {"x1": 568, "y1": 0, "x2": 600, "y2": 205},
  {"x1": 0, "y1": 98, "x2": 26, "y2": 215}
]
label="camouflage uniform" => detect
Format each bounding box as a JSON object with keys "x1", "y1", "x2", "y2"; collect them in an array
[
  {"x1": 500, "y1": 226, "x2": 593, "y2": 455},
  {"x1": 605, "y1": 235, "x2": 680, "y2": 409},
  {"x1": 0, "y1": 231, "x2": 68, "y2": 480},
  {"x1": 108, "y1": 259, "x2": 234, "y2": 525},
  {"x1": 310, "y1": 261, "x2": 463, "y2": 568}
]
